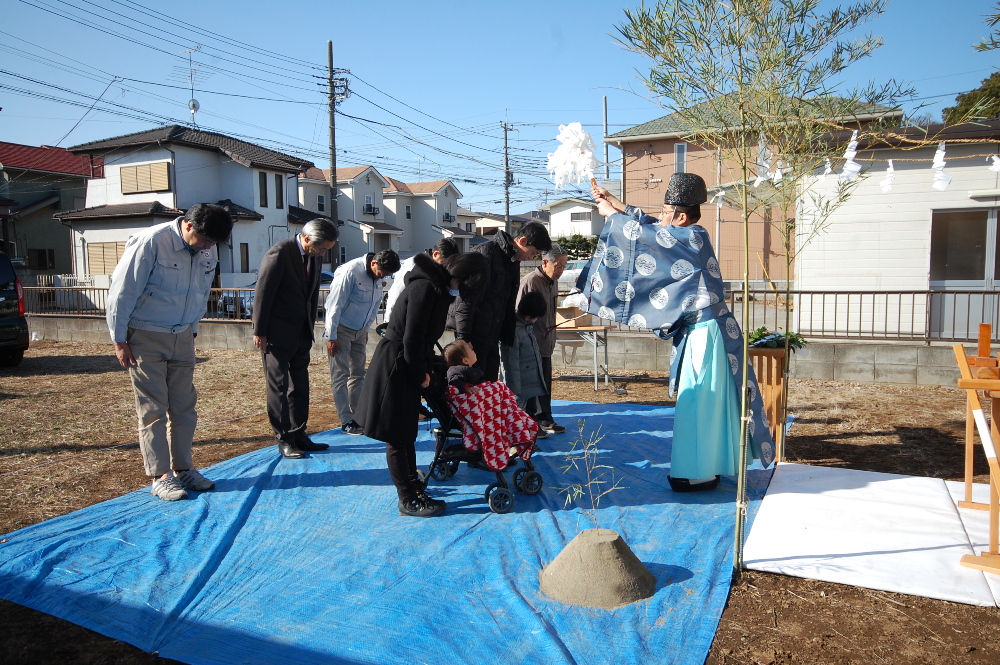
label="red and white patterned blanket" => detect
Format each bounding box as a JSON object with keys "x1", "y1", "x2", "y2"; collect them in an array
[{"x1": 447, "y1": 382, "x2": 538, "y2": 471}]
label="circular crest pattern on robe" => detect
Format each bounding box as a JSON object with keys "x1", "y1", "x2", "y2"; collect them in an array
[{"x1": 576, "y1": 208, "x2": 775, "y2": 468}]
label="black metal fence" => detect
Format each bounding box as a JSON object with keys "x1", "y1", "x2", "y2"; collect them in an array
[{"x1": 21, "y1": 285, "x2": 1000, "y2": 343}]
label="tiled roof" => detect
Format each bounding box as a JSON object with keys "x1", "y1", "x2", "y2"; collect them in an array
[
  {"x1": 216, "y1": 199, "x2": 263, "y2": 220},
  {"x1": 300, "y1": 165, "x2": 382, "y2": 183},
  {"x1": 54, "y1": 201, "x2": 182, "y2": 221},
  {"x1": 383, "y1": 177, "x2": 412, "y2": 194},
  {"x1": 288, "y1": 205, "x2": 334, "y2": 224},
  {"x1": 0, "y1": 141, "x2": 100, "y2": 177},
  {"x1": 607, "y1": 97, "x2": 902, "y2": 141},
  {"x1": 407, "y1": 180, "x2": 450, "y2": 194},
  {"x1": 68, "y1": 125, "x2": 313, "y2": 172}
]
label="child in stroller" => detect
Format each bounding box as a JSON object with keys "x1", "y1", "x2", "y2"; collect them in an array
[{"x1": 418, "y1": 340, "x2": 543, "y2": 513}]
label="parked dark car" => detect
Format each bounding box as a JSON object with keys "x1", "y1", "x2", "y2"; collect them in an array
[{"x1": 0, "y1": 253, "x2": 29, "y2": 367}]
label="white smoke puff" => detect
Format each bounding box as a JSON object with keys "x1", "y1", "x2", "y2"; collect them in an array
[{"x1": 547, "y1": 122, "x2": 600, "y2": 189}]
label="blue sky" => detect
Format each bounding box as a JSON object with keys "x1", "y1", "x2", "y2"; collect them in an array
[{"x1": 2, "y1": 0, "x2": 997, "y2": 213}]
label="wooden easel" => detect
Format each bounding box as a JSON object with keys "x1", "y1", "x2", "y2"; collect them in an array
[{"x1": 952, "y1": 323, "x2": 1000, "y2": 574}]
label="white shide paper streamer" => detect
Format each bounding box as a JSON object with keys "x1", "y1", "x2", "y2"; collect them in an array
[{"x1": 547, "y1": 123, "x2": 599, "y2": 190}]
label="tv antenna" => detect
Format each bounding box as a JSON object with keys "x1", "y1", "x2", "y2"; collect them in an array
[{"x1": 171, "y1": 45, "x2": 211, "y2": 127}]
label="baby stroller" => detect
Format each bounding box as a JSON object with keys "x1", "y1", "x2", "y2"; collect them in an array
[{"x1": 417, "y1": 357, "x2": 544, "y2": 514}]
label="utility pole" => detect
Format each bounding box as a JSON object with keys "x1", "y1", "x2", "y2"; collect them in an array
[
  {"x1": 603, "y1": 95, "x2": 610, "y2": 180},
  {"x1": 502, "y1": 120, "x2": 512, "y2": 234},
  {"x1": 328, "y1": 41, "x2": 339, "y2": 228}
]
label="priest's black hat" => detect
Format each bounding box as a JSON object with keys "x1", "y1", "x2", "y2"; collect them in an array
[{"x1": 663, "y1": 173, "x2": 708, "y2": 207}]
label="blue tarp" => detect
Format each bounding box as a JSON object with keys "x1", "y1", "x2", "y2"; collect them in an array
[{"x1": 0, "y1": 401, "x2": 771, "y2": 665}]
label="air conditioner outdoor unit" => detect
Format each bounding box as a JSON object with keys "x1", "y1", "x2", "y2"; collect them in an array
[{"x1": 363, "y1": 203, "x2": 379, "y2": 215}]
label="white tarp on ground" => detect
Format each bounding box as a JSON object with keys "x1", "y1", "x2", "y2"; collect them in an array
[{"x1": 744, "y1": 462, "x2": 1000, "y2": 607}]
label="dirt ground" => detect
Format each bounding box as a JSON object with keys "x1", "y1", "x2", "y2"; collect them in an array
[{"x1": 1, "y1": 340, "x2": 997, "y2": 664}]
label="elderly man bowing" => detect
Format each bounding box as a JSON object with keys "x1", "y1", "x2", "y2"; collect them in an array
[
  {"x1": 253, "y1": 219, "x2": 339, "y2": 459},
  {"x1": 516, "y1": 243, "x2": 568, "y2": 435}
]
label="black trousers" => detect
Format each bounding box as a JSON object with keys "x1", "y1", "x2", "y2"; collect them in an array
[
  {"x1": 385, "y1": 440, "x2": 419, "y2": 502},
  {"x1": 527, "y1": 355, "x2": 554, "y2": 422},
  {"x1": 472, "y1": 338, "x2": 502, "y2": 382},
  {"x1": 262, "y1": 331, "x2": 312, "y2": 443}
]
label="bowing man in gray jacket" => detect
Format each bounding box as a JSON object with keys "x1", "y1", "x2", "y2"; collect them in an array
[{"x1": 253, "y1": 219, "x2": 339, "y2": 459}]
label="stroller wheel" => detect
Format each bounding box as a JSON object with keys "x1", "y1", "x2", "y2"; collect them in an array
[
  {"x1": 430, "y1": 461, "x2": 452, "y2": 481},
  {"x1": 513, "y1": 468, "x2": 527, "y2": 492},
  {"x1": 487, "y1": 487, "x2": 514, "y2": 514},
  {"x1": 521, "y1": 471, "x2": 543, "y2": 495},
  {"x1": 484, "y1": 482, "x2": 501, "y2": 502}
]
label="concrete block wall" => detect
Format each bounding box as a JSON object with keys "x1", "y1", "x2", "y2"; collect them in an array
[{"x1": 26, "y1": 316, "x2": 964, "y2": 388}]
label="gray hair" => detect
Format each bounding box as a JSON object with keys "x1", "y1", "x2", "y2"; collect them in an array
[
  {"x1": 302, "y1": 219, "x2": 339, "y2": 243},
  {"x1": 542, "y1": 243, "x2": 568, "y2": 261}
]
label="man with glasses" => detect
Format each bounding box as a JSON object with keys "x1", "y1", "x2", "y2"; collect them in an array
[
  {"x1": 107, "y1": 203, "x2": 234, "y2": 501},
  {"x1": 587, "y1": 175, "x2": 775, "y2": 492},
  {"x1": 253, "y1": 219, "x2": 339, "y2": 459}
]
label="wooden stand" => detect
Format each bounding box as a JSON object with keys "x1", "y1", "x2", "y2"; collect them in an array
[
  {"x1": 952, "y1": 323, "x2": 1000, "y2": 575},
  {"x1": 749, "y1": 348, "x2": 787, "y2": 462}
]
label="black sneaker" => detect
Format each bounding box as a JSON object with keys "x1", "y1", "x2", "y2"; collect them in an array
[
  {"x1": 398, "y1": 498, "x2": 444, "y2": 517},
  {"x1": 341, "y1": 421, "x2": 364, "y2": 435},
  {"x1": 415, "y1": 490, "x2": 446, "y2": 511},
  {"x1": 538, "y1": 420, "x2": 566, "y2": 434}
]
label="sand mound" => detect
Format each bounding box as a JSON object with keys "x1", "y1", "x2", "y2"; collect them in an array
[{"x1": 539, "y1": 528, "x2": 656, "y2": 609}]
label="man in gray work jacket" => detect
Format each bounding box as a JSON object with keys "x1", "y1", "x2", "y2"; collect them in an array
[
  {"x1": 323, "y1": 249, "x2": 400, "y2": 435},
  {"x1": 107, "y1": 204, "x2": 233, "y2": 501}
]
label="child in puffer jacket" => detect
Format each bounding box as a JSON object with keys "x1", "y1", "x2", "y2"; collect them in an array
[{"x1": 500, "y1": 291, "x2": 549, "y2": 437}]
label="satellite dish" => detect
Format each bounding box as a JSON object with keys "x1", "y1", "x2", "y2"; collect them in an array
[{"x1": 188, "y1": 98, "x2": 200, "y2": 113}]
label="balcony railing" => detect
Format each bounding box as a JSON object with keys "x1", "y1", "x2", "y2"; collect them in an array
[{"x1": 21, "y1": 286, "x2": 1000, "y2": 343}]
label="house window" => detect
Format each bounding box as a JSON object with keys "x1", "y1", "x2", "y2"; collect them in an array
[
  {"x1": 86, "y1": 241, "x2": 127, "y2": 275},
  {"x1": 570, "y1": 212, "x2": 590, "y2": 221},
  {"x1": 25, "y1": 248, "x2": 55, "y2": 270},
  {"x1": 466, "y1": 223, "x2": 474, "y2": 232},
  {"x1": 120, "y1": 162, "x2": 170, "y2": 194},
  {"x1": 317, "y1": 194, "x2": 325, "y2": 212},
  {"x1": 274, "y1": 174, "x2": 284, "y2": 209},
  {"x1": 674, "y1": 143, "x2": 688, "y2": 174},
  {"x1": 405, "y1": 205, "x2": 411, "y2": 220},
  {"x1": 240, "y1": 243, "x2": 249, "y2": 273},
  {"x1": 340, "y1": 246, "x2": 347, "y2": 264},
  {"x1": 365, "y1": 195, "x2": 373, "y2": 206},
  {"x1": 259, "y1": 171, "x2": 268, "y2": 207},
  {"x1": 930, "y1": 210, "x2": 989, "y2": 282}
]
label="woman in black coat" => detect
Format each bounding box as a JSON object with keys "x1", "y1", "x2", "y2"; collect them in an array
[{"x1": 355, "y1": 251, "x2": 486, "y2": 518}]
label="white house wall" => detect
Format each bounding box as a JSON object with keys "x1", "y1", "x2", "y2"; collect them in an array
[
  {"x1": 173, "y1": 145, "x2": 221, "y2": 208},
  {"x1": 795, "y1": 142, "x2": 1000, "y2": 336},
  {"x1": 547, "y1": 202, "x2": 601, "y2": 238},
  {"x1": 84, "y1": 145, "x2": 175, "y2": 208}
]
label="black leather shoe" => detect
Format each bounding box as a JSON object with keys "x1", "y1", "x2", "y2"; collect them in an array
[
  {"x1": 278, "y1": 441, "x2": 305, "y2": 459},
  {"x1": 668, "y1": 475, "x2": 719, "y2": 492},
  {"x1": 398, "y1": 498, "x2": 444, "y2": 517},
  {"x1": 296, "y1": 436, "x2": 329, "y2": 452}
]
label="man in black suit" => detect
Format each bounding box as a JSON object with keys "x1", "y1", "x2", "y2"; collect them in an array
[{"x1": 252, "y1": 219, "x2": 339, "y2": 459}]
